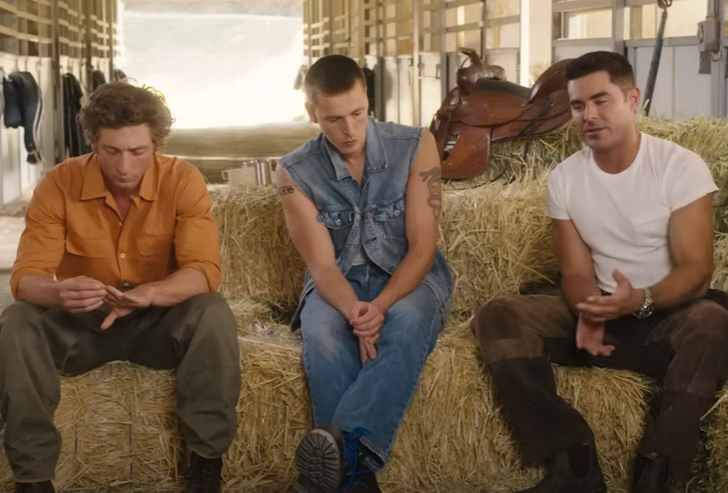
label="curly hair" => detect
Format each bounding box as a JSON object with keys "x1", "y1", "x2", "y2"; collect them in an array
[{"x1": 78, "y1": 82, "x2": 174, "y2": 149}]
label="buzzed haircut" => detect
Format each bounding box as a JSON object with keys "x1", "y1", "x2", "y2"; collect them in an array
[
  {"x1": 566, "y1": 51, "x2": 635, "y2": 89},
  {"x1": 304, "y1": 54, "x2": 366, "y2": 104}
]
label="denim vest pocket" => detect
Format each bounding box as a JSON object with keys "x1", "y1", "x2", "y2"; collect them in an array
[
  {"x1": 317, "y1": 209, "x2": 355, "y2": 256},
  {"x1": 372, "y1": 196, "x2": 406, "y2": 241}
]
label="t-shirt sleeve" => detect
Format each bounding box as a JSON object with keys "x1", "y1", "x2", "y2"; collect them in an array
[
  {"x1": 545, "y1": 168, "x2": 570, "y2": 220},
  {"x1": 664, "y1": 151, "x2": 718, "y2": 212}
]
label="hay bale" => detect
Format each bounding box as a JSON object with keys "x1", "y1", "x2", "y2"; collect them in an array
[
  {"x1": 490, "y1": 116, "x2": 728, "y2": 174},
  {"x1": 211, "y1": 185, "x2": 306, "y2": 312},
  {"x1": 3, "y1": 309, "x2": 728, "y2": 492},
  {"x1": 212, "y1": 179, "x2": 557, "y2": 320},
  {"x1": 221, "y1": 322, "x2": 653, "y2": 493},
  {"x1": 225, "y1": 323, "x2": 309, "y2": 492},
  {"x1": 697, "y1": 387, "x2": 728, "y2": 492},
  {"x1": 0, "y1": 298, "x2": 269, "y2": 490},
  {"x1": 440, "y1": 177, "x2": 556, "y2": 317}
]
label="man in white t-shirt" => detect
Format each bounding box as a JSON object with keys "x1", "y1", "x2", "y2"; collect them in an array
[{"x1": 471, "y1": 50, "x2": 728, "y2": 492}]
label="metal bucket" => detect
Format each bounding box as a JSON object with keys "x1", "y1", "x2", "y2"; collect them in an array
[{"x1": 222, "y1": 157, "x2": 278, "y2": 186}]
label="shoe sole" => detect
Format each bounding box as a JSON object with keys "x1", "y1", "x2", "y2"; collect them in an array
[{"x1": 294, "y1": 429, "x2": 342, "y2": 493}]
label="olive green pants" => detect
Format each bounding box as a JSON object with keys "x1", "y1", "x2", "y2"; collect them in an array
[{"x1": 0, "y1": 292, "x2": 241, "y2": 482}]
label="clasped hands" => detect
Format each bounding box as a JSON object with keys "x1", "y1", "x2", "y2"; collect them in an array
[
  {"x1": 57, "y1": 275, "x2": 155, "y2": 329},
  {"x1": 349, "y1": 300, "x2": 386, "y2": 366},
  {"x1": 574, "y1": 269, "x2": 644, "y2": 357}
]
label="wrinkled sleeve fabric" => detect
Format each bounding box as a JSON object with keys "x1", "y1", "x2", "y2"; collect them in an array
[
  {"x1": 11, "y1": 174, "x2": 67, "y2": 300},
  {"x1": 174, "y1": 167, "x2": 223, "y2": 291}
]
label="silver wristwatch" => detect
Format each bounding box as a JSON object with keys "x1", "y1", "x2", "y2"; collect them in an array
[{"x1": 633, "y1": 288, "x2": 654, "y2": 319}]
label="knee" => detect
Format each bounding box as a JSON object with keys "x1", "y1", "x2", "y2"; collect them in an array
[
  {"x1": 0, "y1": 301, "x2": 44, "y2": 342},
  {"x1": 681, "y1": 302, "x2": 728, "y2": 348},
  {"x1": 378, "y1": 292, "x2": 442, "y2": 351},
  {"x1": 471, "y1": 296, "x2": 520, "y2": 342},
  {"x1": 184, "y1": 293, "x2": 237, "y2": 340}
]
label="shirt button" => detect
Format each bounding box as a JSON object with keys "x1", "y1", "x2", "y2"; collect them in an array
[
  {"x1": 336, "y1": 219, "x2": 342, "y2": 225},
  {"x1": 123, "y1": 282, "x2": 130, "y2": 287},
  {"x1": 394, "y1": 210, "x2": 400, "y2": 216},
  {"x1": 120, "y1": 253, "x2": 126, "y2": 259}
]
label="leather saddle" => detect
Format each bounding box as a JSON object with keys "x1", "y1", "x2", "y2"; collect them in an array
[{"x1": 429, "y1": 49, "x2": 574, "y2": 179}]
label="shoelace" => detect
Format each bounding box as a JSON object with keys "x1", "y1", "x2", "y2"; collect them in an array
[{"x1": 338, "y1": 427, "x2": 370, "y2": 491}]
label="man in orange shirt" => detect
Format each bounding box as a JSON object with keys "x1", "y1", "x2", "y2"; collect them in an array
[{"x1": 0, "y1": 83, "x2": 241, "y2": 493}]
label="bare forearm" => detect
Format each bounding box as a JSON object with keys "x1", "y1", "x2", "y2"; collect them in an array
[
  {"x1": 311, "y1": 265, "x2": 360, "y2": 319},
  {"x1": 649, "y1": 264, "x2": 711, "y2": 309},
  {"x1": 562, "y1": 273, "x2": 600, "y2": 312},
  {"x1": 373, "y1": 247, "x2": 434, "y2": 312},
  {"x1": 16, "y1": 274, "x2": 61, "y2": 308},
  {"x1": 145, "y1": 268, "x2": 211, "y2": 307}
]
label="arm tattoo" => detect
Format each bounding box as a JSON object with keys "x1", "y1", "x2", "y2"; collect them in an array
[
  {"x1": 277, "y1": 185, "x2": 295, "y2": 196},
  {"x1": 419, "y1": 166, "x2": 442, "y2": 219}
]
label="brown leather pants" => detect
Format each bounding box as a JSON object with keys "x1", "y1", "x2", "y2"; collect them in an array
[{"x1": 471, "y1": 290, "x2": 728, "y2": 482}]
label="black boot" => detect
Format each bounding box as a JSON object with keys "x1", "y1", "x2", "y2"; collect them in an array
[
  {"x1": 291, "y1": 425, "x2": 381, "y2": 493},
  {"x1": 518, "y1": 439, "x2": 607, "y2": 493},
  {"x1": 184, "y1": 452, "x2": 223, "y2": 493},
  {"x1": 14, "y1": 481, "x2": 55, "y2": 493},
  {"x1": 291, "y1": 424, "x2": 347, "y2": 493},
  {"x1": 632, "y1": 452, "x2": 668, "y2": 493},
  {"x1": 337, "y1": 469, "x2": 381, "y2": 493}
]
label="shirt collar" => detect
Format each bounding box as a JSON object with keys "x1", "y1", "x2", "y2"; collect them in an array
[{"x1": 80, "y1": 154, "x2": 158, "y2": 201}]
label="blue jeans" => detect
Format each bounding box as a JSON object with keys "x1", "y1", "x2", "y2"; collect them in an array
[{"x1": 299, "y1": 263, "x2": 445, "y2": 471}]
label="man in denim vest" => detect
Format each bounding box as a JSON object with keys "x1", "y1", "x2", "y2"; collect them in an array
[{"x1": 276, "y1": 54, "x2": 453, "y2": 493}]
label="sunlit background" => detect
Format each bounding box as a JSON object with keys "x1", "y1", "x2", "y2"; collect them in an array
[{"x1": 117, "y1": 1, "x2": 307, "y2": 128}]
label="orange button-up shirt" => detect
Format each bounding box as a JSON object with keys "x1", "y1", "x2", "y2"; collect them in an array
[{"x1": 11, "y1": 154, "x2": 222, "y2": 300}]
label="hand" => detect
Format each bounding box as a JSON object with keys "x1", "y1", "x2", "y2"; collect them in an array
[
  {"x1": 358, "y1": 335, "x2": 379, "y2": 366},
  {"x1": 57, "y1": 276, "x2": 107, "y2": 313},
  {"x1": 349, "y1": 301, "x2": 386, "y2": 338},
  {"x1": 101, "y1": 284, "x2": 155, "y2": 330},
  {"x1": 575, "y1": 269, "x2": 644, "y2": 322},
  {"x1": 576, "y1": 314, "x2": 614, "y2": 357}
]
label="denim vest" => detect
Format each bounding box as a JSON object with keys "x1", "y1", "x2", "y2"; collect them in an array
[{"x1": 279, "y1": 117, "x2": 453, "y2": 329}]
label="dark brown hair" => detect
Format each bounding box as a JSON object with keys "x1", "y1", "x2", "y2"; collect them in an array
[
  {"x1": 78, "y1": 82, "x2": 174, "y2": 148},
  {"x1": 566, "y1": 51, "x2": 635, "y2": 88},
  {"x1": 304, "y1": 54, "x2": 366, "y2": 104}
]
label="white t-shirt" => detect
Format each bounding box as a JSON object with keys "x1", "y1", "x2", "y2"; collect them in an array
[{"x1": 545, "y1": 132, "x2": 718, "y2": 293}]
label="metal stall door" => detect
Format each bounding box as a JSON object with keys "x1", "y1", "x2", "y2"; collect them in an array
[
  {"x1": 627, "y1": 38, "x2": 714, "y2": 119},
  {"x1": 397, "y1": 56, "x2": 414, "y2": 126},
  {"x1": 485, "y1": 48, "x2": 520, "y2": 82},
  {"x1": 382, "y1": 56, "x2": 399, "y2": 123},
  {"x1": 418, "y1": 52, "x2": 443, "y2": 128}
]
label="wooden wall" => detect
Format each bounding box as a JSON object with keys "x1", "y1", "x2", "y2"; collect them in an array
[{"x1": 0, "y1": 0, "x2": 119, "y2": 206}]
